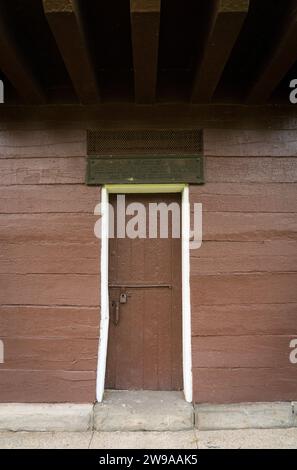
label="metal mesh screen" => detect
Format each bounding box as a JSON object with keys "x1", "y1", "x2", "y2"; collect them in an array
[{"x1": 87, "y1": 129, "x2": 203, "y2": 156}]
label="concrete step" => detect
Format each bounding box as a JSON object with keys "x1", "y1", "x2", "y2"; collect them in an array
[
  {"x1": 0, "y1": 399, "x2": 295, "y2": 432},
  {"x1": 195, "y1": 402, "x2": 296, "y2": 430},
  {"x1": 94, "y1": 391, "x2": 194, "y2": 431}
]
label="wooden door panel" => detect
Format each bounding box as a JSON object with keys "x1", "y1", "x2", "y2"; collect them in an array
[{"x1": 106, "y1": 194, "x2": 182, "y2": 391}]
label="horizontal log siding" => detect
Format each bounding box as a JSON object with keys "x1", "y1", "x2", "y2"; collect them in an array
[
  {"x1": 191, "y1": 127, "x2": 297, "y2": 403},
  {"x1": 1, "y1": 116, "x2": 297, "y2": 404},
  {"x1": 0, "y1": 129, "x2": 100, "y2": 403}
]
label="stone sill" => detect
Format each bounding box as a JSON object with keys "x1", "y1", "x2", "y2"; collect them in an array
[{"x1": 0, "y1": 393, "x2": 296, "y2": 432}]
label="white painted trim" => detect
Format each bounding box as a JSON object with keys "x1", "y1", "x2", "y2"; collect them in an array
[
  {"x1": 96, "y1": 187, "x2": 110, "y2": 402},
  {"x1": 96, "y1": 184, "x2": 193, "y2": 403},
  {"x1": 181, "y1": 186, "x2": 193, "y2": 403}
]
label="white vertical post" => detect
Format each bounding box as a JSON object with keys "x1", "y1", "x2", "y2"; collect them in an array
[
  {"x1": 182, "y1": 186, "x2": 193, "y2": 403},
  {"x1": 96, "y1": 187, "x2": 110, "y2": 402},
  {"x1": 96, "y1": 184, "x2": 192, "y2": 403}
]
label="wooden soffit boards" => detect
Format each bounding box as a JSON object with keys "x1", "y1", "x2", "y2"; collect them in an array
[
  {"x1": 43, "y1": 0, "x2": 100, "y2": 104},
  {"x1": 191, "y1": 0, "x2": 250, "y2": 103},
  {"x1": 246, "y1": 2, "x2": 297, "y2": 103},
  {"x1": 0, "y1": 9, "x2": 46, "y2": 104},
  {"x1": 130, "y1": 0, "x2": 161, "y2": 104},
  {"x1": 86, "y1": 129, "x2": 204, "y2": 185}
]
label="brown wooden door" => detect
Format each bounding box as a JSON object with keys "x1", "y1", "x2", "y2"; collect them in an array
[{"x1": 106, "y1": 193, "x2": 183, "y2": 391}]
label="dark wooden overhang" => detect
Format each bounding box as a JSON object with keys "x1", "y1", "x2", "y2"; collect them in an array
[{"x1": 0, "y1": 0, "x2": 296, "y2": 106}]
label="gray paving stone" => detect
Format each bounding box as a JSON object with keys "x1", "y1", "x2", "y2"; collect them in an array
[
  {"x1": 90, "y1": 431, "x2": 198, "y2": 449},
  {"x1": 197, "y1": 428, "x2": 297, "y2": 449},
  {"x1": 0, "y1": 404, "x2": 93, "y2": 432},
  {"x1": 0, "y1": 432, "x2": 92, "y2": 449},
  {"x1": 94, "y1": 391, "x2": 194, "y2": 431},
  {"x1": 195, "y1": 402, "x2": 294, "y2": 430}
]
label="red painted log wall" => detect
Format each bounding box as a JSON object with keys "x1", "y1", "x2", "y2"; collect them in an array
[
  {"x1": 191, "y1": 128, "x2": 297, "y2": 403},
  {"x1": 0, "y1": 119, "x2": 296, "y2": 403},
  {"x1": 0, "y1": 128, "x2": 100, "y2": 402}
]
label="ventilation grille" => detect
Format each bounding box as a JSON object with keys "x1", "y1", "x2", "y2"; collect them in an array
[{"x1": 87, "y1": 129, "x2": 203, "y2": 156}]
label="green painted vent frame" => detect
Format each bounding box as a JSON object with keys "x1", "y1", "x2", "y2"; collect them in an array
[{"x1": 86, "y1": 129, "x2": 204, "y2": 185}]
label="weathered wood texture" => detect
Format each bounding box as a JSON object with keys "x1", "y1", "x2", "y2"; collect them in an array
[
  {"x1": 0, "y1": 105, "x2": 297, "y2": 130},
  {"x1": 0, "y1": 274, "x2": 100, "y2": 306},
  {"x1": 193, "y1": 368, "x2": 297, "y2": 404},
  {"x1": 0, "y1": 243, "x2": 99, "y2": 274},
  {"x1": 1, "y1": 337, "x2": 98, "y2": 370},
  {"x1": 0, "y1": 214, "x2": 99, "y2": 242},
  {"x1": 206, "y1": 157, "x2": 297, "y2": 182},
  {"x1": 0, "y1": 371, "x2": 96, "y2": 403},
  {"x1": 6, "y1": 181, "x2": 297, "y2": 214},
  {"x1": 0, "y1": 117, "x2": 296, "y2": 404},
  {"x1": 0, "y1": 13, "x2": 46, "y2": 104},
  {"x1": 0, "y1": 185, "x2": 100, "y2": 213},
  {"x1": 204, "y1": 129, "x2": 297, "y2": 156},
  {"x1": 130, "y1": 0, "x2": 161, "y2": 103},
  {"x1": 190, "y1": 241, "x2": 297, "y2": 274},
  {"x1": 191, "y1": 0, "x2": 249, "y2": 103},
  {"x1": 190, "y1": 184, "x2": 297, "y2": 212},
  {"x1": 43, "y1": 0, "x2": 100, "y2": 104},
  {"x1": 192, "y1": 336, "x2": 297, "y2": 368},
  {"x1": 0, "y1": 129, "x2": 86, "y2": 157},
  {"x1": 194, "y1": 213, "x2": 297, "y2": 241},
  {"x1": 191, "y1": 273, "x2": 297, "y2": 305},
  {"x1": 0, "y1": 306, "x2": 99, "y2": 338},
  {"x1": 106, "y1": 194, "x2": 182, "y2": 391},
  {"x1": 192, "y1": 304, "x2": 297, "y2": 336},
  {"x1": 0, "y1": 158, "x2": 86, "y2": 185},
  {"x1": 0, "y1": 128, "x2": 100, "y2": 402},
  {"x1": 191, "y1": 122, "x2": 297, "y2": 404},
  {"x1": 245, "y1": 4, "x2": 297, "y2": 104}
]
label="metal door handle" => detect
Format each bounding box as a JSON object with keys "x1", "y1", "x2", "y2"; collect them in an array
[{"x1": 111, "y1": 300, "x2": 120, "y2": 326}]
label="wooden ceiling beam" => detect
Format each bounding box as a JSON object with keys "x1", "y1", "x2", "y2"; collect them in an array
[
  {"x1": 130, "y1": 0, "x2": 161, "y2": 104},
  {"x1": 191, "y1": 0, "x2": 250, "y2": 103},
  {"x1": 43, "y1": 0, "x2": 100, "y2": 104},
  {"x1": 246, "y1": 5, "x2": 297, "y2": 103},
  {"x1": 0, "y1": 13, "x2": 46, "y2": 104}
]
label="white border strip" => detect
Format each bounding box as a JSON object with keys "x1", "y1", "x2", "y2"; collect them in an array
[
  {"x1": 96, "y1": 185, "x2": 193, "y2": 403},
  {"x1": 96, "y1": 187, "x2": 110, "y2": 402},
  {"x1": 182, "y1": 186, "x2": 193, "y2": 403}
]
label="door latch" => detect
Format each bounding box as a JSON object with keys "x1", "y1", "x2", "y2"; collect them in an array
[
  {"x1": 111, "y1": 301, "x2": 120, "y2": 326},
  {"x1": 119, "y1": 292, "x2": 127, "y2": 304},
  {"x1": 111, "y1": 292, "x2": 129, "y2": 326}
]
